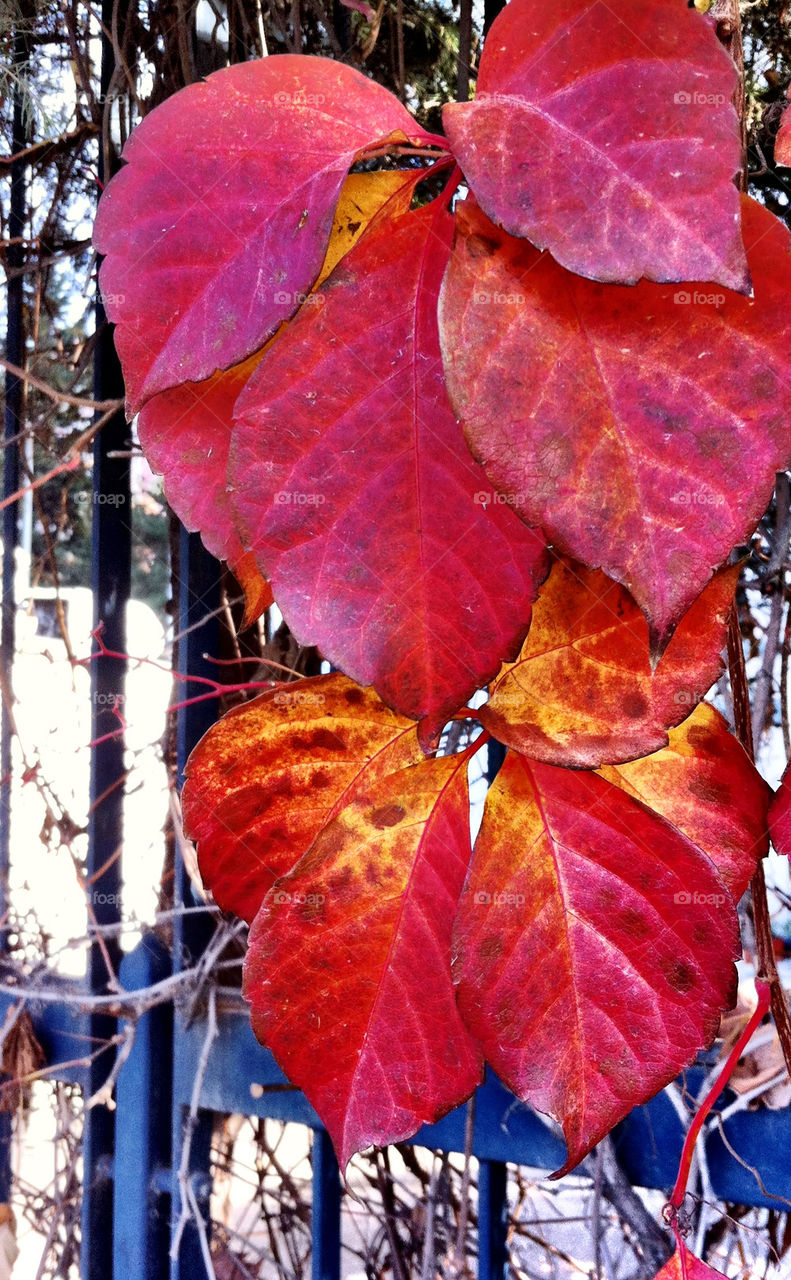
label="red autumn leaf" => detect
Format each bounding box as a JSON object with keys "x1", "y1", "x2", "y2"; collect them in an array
[
  {"x1": 182, "y1": 673, "x2": 424, "y2": 923},
  {"x1": 135, "y1": 173, "x2": 413, "y2": 623},
  {"x1": 243, "y1": 748, "x2": 482, "y2": 1168},
  {"x1": 478, "y1": 558, "x2": 738, "y2": 767},
  {"x1": 137, "y1": 351, "x2": 271, "y2": 621},
  {"x1": 453, "y1": 751, "x2": 739, "y2": 1174},
  {"x1": 600, "y1": 703, "x2": 770, "y2": 901},
  {"x1": 440, "y1": 195, "x2": 791, "y2": 653},
  {"x1": 769, "y1": 761, "x2": 791, "y2": 859},
  {"x1": 776, "y1": 100, "x2": 791, "y2": 167},
  {"x1": 442, "y1": 0, "x2": 747, "y2": 291},
  {"x1": 653, "y1": 1243, "x2": 726, "y2": 1280},
  {"x1": 339, "y1": 0, "x2": 375, "y2": 21},
  {"x1": 93, "y1": 56, "x2": 433, "y2": 413},
  {"x1": 230, "y1": 195, "x2": 548, "y2": 745}
]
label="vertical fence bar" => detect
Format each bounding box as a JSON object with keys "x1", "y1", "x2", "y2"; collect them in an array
[
  {"x1": 480, "y1": 739, "x2": 508, "y2": 1276},
  {"x1": 311, "y1": 1129, "x2": 342, "y2": 1280},
  {"x1": 2, "y1": 27, "x2": 29, "y2": 958},
  {"x1": 0, "y1": 20, "x2": 29, "y2": 1211},
  {"x1": 477, "y1": 1160, "x2": 508, "y2": 1280},
  {"x1": 82, "y1": 0, "x2": 130, "y2": 1272},
  {"x1": 112, "y1": 937, "x2": 173, "y2": 1278},
  {"x1": 171, "y1": 529, "x2": 222, "y2": 1279},
  {"x1": 174, "y1": 529, "x2": 222, "y2": 957}
]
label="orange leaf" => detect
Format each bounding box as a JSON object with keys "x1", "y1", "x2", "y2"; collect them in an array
[
  {"x1": 600, "y1": 703, "x2": 770, "y2": 901},
  {"x1": 230, "y1": 551, "x2": 274, "y2": 630},
  {"x1": 478, "y1": 558, "x2": 738, "y2": 767},
  {"x1": 453, "y1": 751, "x2": 739, "y2": 1174},
  {"x1": 244, "y1": 749, "x2": 482, "y2": 1168},
  {"x1": 182, "y1": 674, "x2": 424, "y2": 923}
]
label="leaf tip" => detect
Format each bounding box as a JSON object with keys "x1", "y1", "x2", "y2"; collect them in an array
[{"x1": 648, "y1": 620, "x2": 676, "y2": 670}]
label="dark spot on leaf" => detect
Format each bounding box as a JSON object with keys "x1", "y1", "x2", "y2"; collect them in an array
[
  {"x1": 689, "y1": 777, "x2": 730, "y2": 806},
  {"x1": 292, "y1": 728, "x2": 345, "y2": 752},
  {"x1": 619, "y1": 907, "x2": 650, "y2": 939},
  {"x1": 699, "y1": 433, "x2": 722, "y2": 459},
  {"x1": 621, "y1": 692, "x2": 649, "y2": 719},
  {"x1": 479, "y1": 935, "x2": 503, "y2": 963},
  {"x1": 343, "y1": 686, "x2": 365, "y2": 705},
  {"x1": 663, "y1": 957, "x2": 696, "y2": 993},
  {"x1": 327, "y1": 865, "x2": 354, "y2": 896},
  {"x1": 467, "y1": 233, "x2": 499, "y2": 259},
  {"x1": 687, "y1": 727, "x2": 725, "y2": 758},
  {"x1": 598, "y1": 886, "x2": 619, "y2": 913},
  {"x1": 752, "y1": 369, "x2": 777, "y2": 399},
  {"x1": 646, "y1": 405, "x2": 688, "y2": 432},
  {"x1": 370, "y1": 803, "x2": 406, "y2": 829}
]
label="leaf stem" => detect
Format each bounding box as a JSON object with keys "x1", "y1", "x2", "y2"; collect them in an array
[
  {"x1": 359, "y1": 142, "x2": 451, "y2": 162},
  {"x1": 667, "y1": 977, "x2": 770, "y2": 1216},
  {"x1": 437, "y1": 163, "x2": 463, "y2": 211},
  {"x1": 417, "y1": 130, "x2": 451, "y2": 150}
]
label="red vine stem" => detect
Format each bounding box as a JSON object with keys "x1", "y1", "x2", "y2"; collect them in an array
[
  {"x1": 76, "y1": 624, "x2": 305, "y2": 745},
  {"x1": 727, "y1": 608, "x2": 791, "y2": 1075},
  {"x1": 438, "y1": 163, "x2": 463, "y2": 211},
  {"x1": 667, "y1": 976, "x2": 770, "y2": 1217},
  {"x1": 358, "y1": 143, "x2": 451, "y2": 162}
]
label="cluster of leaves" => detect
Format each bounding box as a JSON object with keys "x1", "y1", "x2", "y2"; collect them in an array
[{"x1": 94, "y1": 0, "x2": 791, "y2": 1233}]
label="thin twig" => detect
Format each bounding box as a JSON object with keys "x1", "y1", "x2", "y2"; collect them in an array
[
  {"x1": 86, "y1": 1017, "x2": 136, "y2": 1109},
  {"x1": 0, "y1": 355, "x2": 121, "y2": 411},
  {"x1": 170, "y1": 983, "x2": 219, "y2": 1265}
]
